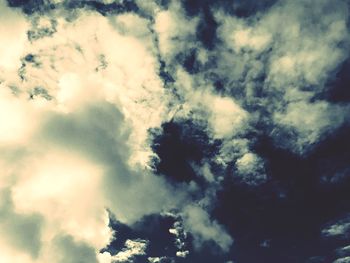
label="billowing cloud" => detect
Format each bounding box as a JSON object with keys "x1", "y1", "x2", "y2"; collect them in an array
[
  {"x1": 0, "y1": 0, "x2": 233, "y2": 261},
  {"x1": 1, "y1": 0, "x2": 350, "y2": 262},
  {"x1": 182, "y1": 205, "x2": 233, "y2": 252}
]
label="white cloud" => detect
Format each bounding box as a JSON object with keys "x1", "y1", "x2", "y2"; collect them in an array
[
  {"x1": 333, "y1": 257, "x2": 350, "y2": 263},
  {"x1": 0, "y1": 239, "x2": 36, "y2": 263},
  {"x1": 169, "y1": 219, "x2": 189, "y2": 258},
  {"x1": 112, "y1": 239, "x2": 148, "y2": 262},
  {"x1": 0, "y1": 87, "x2": 41, "y2": 145},
  {"x1": 154, "y1": 3, "x2": 198, "y2": 59},
  {"x1": 217, "y1": 15, "x2": 271, "y2": 53},
  {"x1": 0, "y1": 4, "x2": 236, "y2": 261},
  {"x1": 172, "y1": 69, "x2": 249, "y2": 140},
  {"x1": 176, "y1": 250, "x2": 189, "y2": 258},
  {"x1": 214, "y1": 0, "x2": 350, "y2": 155},
  {"x1": 182, "y1": 205, "x2": 233, "y2": 252},
  {"x1": 147, "y1": 256, "x2": 170, "y2": 263},
  {"x1": 11, "y1": 149, "x2": 110, "y2": 249},
  {"x1": 0, "y1": 0, "x2": 28, "y2": 71},
  {"x1": 235, "y1": 152, "x2": 267, "y2": 186},
  {"x1": 0, "y1": 7, "x2": 184, "y2": 263},
  {"x1": 208, "y1": 96, "x2": 248, "y2": 139},
  {"x1": 2, "y1": 0, "x2": 348, "y2": 261},
  {"x1": 264, "y1": 0, "x2": 349, "y2": 87},
  {"x1": 232, "y1": 28, "x2": 271, "y2": 52},
  {"x1": 15, "y1": 10, "x2": 171, "y2": 167},
  {"x1": 274, "y1": 101, "x2": 348, "y2": 153},
  {"x1": 323, "y1": 223, "x2": 350, "y2": 237},
  {"x1": 322, "y1": 216, "x2": 350, "y2": 239}
]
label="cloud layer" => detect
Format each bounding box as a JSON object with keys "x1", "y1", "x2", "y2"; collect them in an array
[{"x1": 1, "y1": 0, "x2": 350, "y2": 262}]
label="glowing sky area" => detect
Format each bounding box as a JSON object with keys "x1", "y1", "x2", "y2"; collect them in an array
[{"x1": 0, "y1": 0, "x2": 350, "y2": 262}]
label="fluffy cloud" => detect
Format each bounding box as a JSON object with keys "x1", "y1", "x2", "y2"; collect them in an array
[
  {"x1": 106, "y1": 239, "x2": 149, "y2": 263},
  {"x1": 234, "y1": 152, "x2": 267, "y2": 186},
  {"x1": 2, "y1": 0, "x2": 350, "y2": 262},
  {"x1": 154, "y1": 2, "x2": 199, "y2": 59},
  {"x1": 182, "y1": 205, "x2": 233, "y2": 252},
  {"x1": 215, "y1": 0, "x2": 350, "y2": 154},
  {"x1": 0, "y1": 1, "x2": 236, "y2": 261}
]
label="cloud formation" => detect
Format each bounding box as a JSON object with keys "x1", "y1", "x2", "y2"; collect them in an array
[{"x1": 1, "y1": 0, "x2": 350, "y2": 262}]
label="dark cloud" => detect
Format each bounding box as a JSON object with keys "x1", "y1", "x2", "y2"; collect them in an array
[
  {"x1": 211, "y1": 124, "x2": 350, "y2": 262},
  {"x1": 325, "y1": 57, "x2": 350, "y2": 103},
  {"x1": 104, "y1": 213, "x2": 180, "y2": 261},
  {"x1": 66, "y1": 0, "x2": 139, "y2": 16},
  {"x1": 196, "y1": 7, "x2": 218, "y2": 49},
  {"x1": 156, "y1": 0, "x2": 171, "y2": 9},
  {"x1": 41, "y1": 102, "x2": 131, "y2": 179},
  {"x1": 105, "y1": 212, "x2": 232, "y2": 262},
  {"x1": 7, "y1": 0, "x2": 49, "y2": 14},
  {"x1": 150, "y1": 119, "x2": 221, "y2": 183},
  {"x1": 54, "y1": 235, "x2": 98, "y2": 263},
  {"x1": 158, "y1": 60, "x2": 175, "y2": 84},
  {"x1": 181, "y1": 0, "x2": 278, "y2": 18},
  {"x1": 6, "y1": 0, "x2": 138, "y2": 15},
  {"x1": 182, "y1": 49, "x2": 201, "y2": 74},
  {"x1": 0, "y1": 191, "x2": 43, "y2": 259},
  {"x1": 180, "y1": 0, "x2": 278, "y2": 50}
]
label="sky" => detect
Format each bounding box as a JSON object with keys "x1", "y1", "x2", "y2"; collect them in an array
[{"x1": 0, "y1": 0, "x2": 350, "y2": 262}]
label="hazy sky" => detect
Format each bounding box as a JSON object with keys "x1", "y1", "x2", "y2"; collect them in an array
[{"x1": 0, "y1": 0, "x2": 350, "y2": 262}]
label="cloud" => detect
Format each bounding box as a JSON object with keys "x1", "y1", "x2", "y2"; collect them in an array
[
  {"x1": 0, "y1": 3, "x2": 233, "y2": 261},
  {"x1": 2, "y1": 0, "x2": 350, "y2": 262},
  {"x1": 0, "y1": 190, "x2": 43, "y2": 259},
  {"x1": 214, "y1": 0, "x2": 350, "y2": 154},
  {"x1": 336, "y1": 245, "x2": 350, "y2": 259},
  {"x1": 53, "y1": 235, "x2": 99, "y2": 263},
  {"x1": 322, "y1": 215, "x2": 350, "y2": 239},
  {"x1": 0, "y1": 0, "x2": 28, "y2": 70},
  {"x1": 182, "y1": 205, "x2": 233, "y2": 252},
  {"x1": 154, "y1": 2, "x2": 199, "y2": 59},
  {"x1": 0, "y1": 87, "x2": 40, "y2": 145},
  {"x1": 111, "y1": 239, "x2": 148, "y2": 262},
  {"x1": 208, "y1": 95, "x2": 248, "y2": 139},
  {"x1": 333, "y1": 257, "x2": 350, "y2": 263},
  {"x1": 273, "y1": 100, "x2": 349, "y2": 153},
  {"x1": 234, "y1": 152, "x2": 267, "y2": 186},
  {"x1": 169, "y1": 217, "x2": 189, "y2": 258}
]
